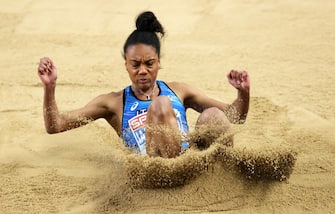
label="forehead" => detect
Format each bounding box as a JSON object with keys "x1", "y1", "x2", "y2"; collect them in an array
[{"x1": 125, "y1": 44, "x2": 158, "y2": 60}]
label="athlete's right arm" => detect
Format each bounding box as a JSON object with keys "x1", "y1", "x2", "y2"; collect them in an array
[{"x1": 38, "y1": 57, "x2": 109, "y2": 134}]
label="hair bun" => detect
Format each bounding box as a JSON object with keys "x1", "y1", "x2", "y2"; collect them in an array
[{"x1": 136, "y1": 11, "x2": 165, "y2": 36}]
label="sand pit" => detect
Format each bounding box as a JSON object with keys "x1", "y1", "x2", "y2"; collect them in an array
[
  {"x1": 125, "y1": 142, "x2": 297, "y2": 188},
  {"x1": 1, "y1": 0, "x2": 335, "y2": 213},
  {"x1": 125, "y1": 146, "x2": 215, "y2": 188},
  {"x1": 217, "y1": 146, "x2": 297, "y2": 181}
]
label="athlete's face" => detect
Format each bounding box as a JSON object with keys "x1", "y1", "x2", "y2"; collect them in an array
[{"x1": 125, "y1": 44, "x2": 160, "y2": 91}]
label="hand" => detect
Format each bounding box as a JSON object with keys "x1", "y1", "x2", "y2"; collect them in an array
[
  {"x1": 227, "y1": 70, "x2": 250, "y2": 92},
  {"x1": 38, "y1": 57, "x2": 57, "y2": 86}
]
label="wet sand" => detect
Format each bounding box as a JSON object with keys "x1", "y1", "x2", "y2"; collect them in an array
[{"x1": 1, "y1": 0, "x2": 335, "y2": 213}]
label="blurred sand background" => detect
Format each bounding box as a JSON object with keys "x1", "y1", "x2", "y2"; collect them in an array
[{"x1": 1, "y1": 0, "x2": 335, "y2": 213}]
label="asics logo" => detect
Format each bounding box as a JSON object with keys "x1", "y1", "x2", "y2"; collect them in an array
[{"x1": 130, "y1": 102, "x2": 139, "y2": 111}]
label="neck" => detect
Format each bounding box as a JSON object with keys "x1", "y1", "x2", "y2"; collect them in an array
[{"x1": 134, "y1": 81, "x2": 157, "y2": 100}]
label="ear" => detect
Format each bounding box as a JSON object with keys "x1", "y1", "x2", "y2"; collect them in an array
[
  {"x1": 124, "y1": 61, "x2": 128, "y2": 71},
  {"x1": 158, "y1": 58, "x2": 161, "y2": 69}
]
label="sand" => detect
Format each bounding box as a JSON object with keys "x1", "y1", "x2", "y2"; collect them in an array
[{"x1": 1, "y1": 0, "x2": 335, "y2": 213}]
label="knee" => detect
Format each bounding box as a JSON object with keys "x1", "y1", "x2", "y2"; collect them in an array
[
  {"x1": 148, "y1": 96, "x2": 174, "y2": 119},
  {"x1": 194, "y1": 107, "x2": 233, "y2": 149},
  {"x1": 196, "y1": 107, "x2": 231, "y2": 136},
  {"x1": 196, "y1": 107, "x2": 229, "y2": 127}
]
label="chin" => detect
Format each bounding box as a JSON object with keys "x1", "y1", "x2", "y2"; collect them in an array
[{"x1": 138, "y1": 80, "x2": 151, "y2": 86}]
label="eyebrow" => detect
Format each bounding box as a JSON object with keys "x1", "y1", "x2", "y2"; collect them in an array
[{"x1": 129, "y1": 57, "x2": 156, "y2": 62}]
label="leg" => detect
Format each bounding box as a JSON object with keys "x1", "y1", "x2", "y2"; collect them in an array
[
  {"x1": 193, "y1": 107, "x2": 233, "y2": 150},
  {"x1": 146, "y1": 96, "x2": 181, "y2": 158}
]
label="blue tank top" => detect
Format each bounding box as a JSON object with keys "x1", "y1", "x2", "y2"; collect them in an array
[{"x1": 122, "y1": 80, "x2": 189, "y2": 154}]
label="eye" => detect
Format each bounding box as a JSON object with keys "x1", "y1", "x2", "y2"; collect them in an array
[
  {"x1": 146, "y1": 60, "x2": 155, "y2": 67},
  {"x1": 131, "y1": 62, "x2": 140, "y2": 68}
]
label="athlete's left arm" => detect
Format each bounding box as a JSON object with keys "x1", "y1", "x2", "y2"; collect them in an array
[
  {"x1": 171, "y1": 70, "x2": 250, "y2": 124},
  {"x1": 226, "y1": 70, "x2": 250, "y2": 123}
]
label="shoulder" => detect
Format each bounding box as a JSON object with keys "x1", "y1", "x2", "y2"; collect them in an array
[
  {"x1": 164, "y1": 81, "x2": 198, "y2": 102},
  {"x1": 89, "y1": 90, "x2": 124, "y2": 111},
  {"x1": 95, "y1": 90, "x2": 123, "y2": 101},
  {"x1": 165, "y1": 81, "x2": 190, "y2": 91},
  {"x1": 166, "y1": 81, "x2": 201, "y2": 93}
]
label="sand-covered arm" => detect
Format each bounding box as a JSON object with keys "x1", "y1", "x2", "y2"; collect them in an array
[
  {"x1": 227, "y1": 70, "x2": 250, "y2": 124},
  {"x1": 175, "y1": 70, "x2": 250, "y2": 124},
  {"x1": 37, "y1": 57, "x2": 109, "y2": 134}
]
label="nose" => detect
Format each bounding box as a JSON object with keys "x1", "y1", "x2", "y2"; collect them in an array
[{"x1": 138, "y1": 63, "x2": 148, "y2": 74}]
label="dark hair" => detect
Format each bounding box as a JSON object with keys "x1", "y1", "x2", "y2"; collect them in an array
[{"x1": 123, "y1": 11, "x2": 165, "y2": 59}]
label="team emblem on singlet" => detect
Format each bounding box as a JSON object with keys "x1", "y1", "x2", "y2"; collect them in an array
[{"x1": 128, "y1": 111, "x2": 147, "y2": 153}]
